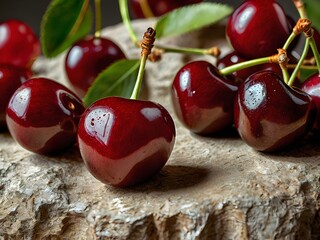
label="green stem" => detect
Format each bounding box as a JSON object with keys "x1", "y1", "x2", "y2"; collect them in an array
[
  {"x1": 282, "y1": 68, "x2": 290, "y2": 84},
  {"x1": 94, "y1": 0, "x2": 102, "y2": 38},
  {"x1": 293, "y1": 0, "x2": 308, "y2": 18},
  {"x1": 130, "y1": 55, "x2": 147, "y2": 99},
  {"x1": 119, "y1": 0, "x2": 139, "y2": 45},
  {"x1": 309, "y1": 37, "x2": 320, "y2": 74},
  {"x1": 288, "y1": 38, "x2": 310, "y2": 87},
  {"x1": 288, "y1": 64, "x2": 318, "y2": 70},
  {"x1": 219, "y1": 57, "x2": 270, "y2": 76},
  {"x1": 283, "y1": 32, "x2": 297, "y2": 50},
  {"x1": 154, "y1": 44, "x2": 219, "y2": 57}
]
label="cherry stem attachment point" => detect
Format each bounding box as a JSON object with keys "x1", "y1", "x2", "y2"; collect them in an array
[
  {"x1": 94, "y1": 0, "x2": 102, "y2": 38},
  {"x1": 130, "y1": 27, "x2": 156, "y2": 100}
]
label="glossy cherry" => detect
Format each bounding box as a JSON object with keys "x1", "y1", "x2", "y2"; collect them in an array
[
  {"x1": 234, "y1": 71, "x2": 316, "y2": 152},
  {"x1": 301, "y1": 73, "x2": 320, "y2": 131},
  {"x1": 226, "y1": 0, "x2": 291, "y2": 59},
  {"x1": 129, "y1": 0, "x2": 202, "y2": 18},
  {"x1": 0, "y1": 65, "x2": 30, "y2": 131},
  {"x1": 6, "y1": 78, "x2": 85, "y2": 154},
  {"x1": 0, "y1": 20, "x2": 41, "y2": 69},
  {"x1": 77, "y1": 97, "x2": 175, "y2": 187},
  {"x1": 171, "y1": 60, "x2": 239, "y2": 135},
  {"x1": 65, "y1": 36, "x2": 126, "y2": 97}
]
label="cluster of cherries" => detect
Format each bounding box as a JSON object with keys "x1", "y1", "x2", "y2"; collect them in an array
[
  {"x1": 1, "y1": 0, "x2": 320, "y2": 187},
  {"x1": 171, "y1": 0, "x2": 320, "y2": 152},
  {"x1": 0, "y1": 17, "x2": 175, "y2": 188}
]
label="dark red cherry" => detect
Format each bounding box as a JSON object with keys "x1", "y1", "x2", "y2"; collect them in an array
[
  {"x1": 301, "y1": 73, "x2": 320, "y2": 131},
  {"x1": 77, "y1": 97, "x2": 175, "y2": 187},
  {"x1": 0, "y1": 65, "x2": 30, "y2": 131},
  {"x1": 0, "y1": 20, "x2": 40, "y2": 69},
  {"x1": 65, "y1": 36, "x2": 126, "y2": 97},
  {"x1": 171, "y1": 60, "x2": 239, "y2": 135},
  {"x1": 129, "y1": 0, "x2": 202, "y2": 18},
  {"x1": 6, "y1": 78, "x2": 85, "y2": 154},
  {"x1": 226, "y1": 0, "x2": 291, "y2": 59},
  {"x1": 234, "y1": 71, "x2": 316, "y2": 152}
]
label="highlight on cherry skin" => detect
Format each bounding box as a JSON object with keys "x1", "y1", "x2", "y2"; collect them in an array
[
  {"x1": 0, "y1": 64, "x2": 31, "y2": 131},
  {"x1": 6, "y1": 77, "x2": 85, "y2": 155},
  {"x1": 77, "y1": 96, "x2": 176, "y2": 188},
  {"x1": 234, "y1": 71, "x2": 316, "y2": 152},
  {"x1": 171, "y1": 60, "x2": 239, "y2": 135},
  {"x1": 65, "y1": 36, "x2": 126, "y2": 98},
  {"x1": 0, "y1": 19, "x2": 41, "y2": 69},
  {"x1": 301, "y1": 73, "x2": 320, "y2": 131}
]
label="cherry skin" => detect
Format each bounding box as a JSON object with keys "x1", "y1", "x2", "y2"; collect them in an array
[
  {"x1": 65, "y1": 36, "x2": 126, "y2": 97},
  {"x1": 301, "y1": 73, "x2": 320, "y2": 131},
  {"x1": 77, "y1": 97, "x2": 175, "y2": 187},
  {"x1": 0, "y1": 20, "x2": 41, "y2": 69},
  {"x1": 6, "y1": 78, "x2": 85, "y2": 155},
  {"x1": 171, "y1": 60, "x2": 239, "y2": 135},
  {"x1": 0, "y1": 65, "x2": 30, "y2": 131},
  {"x1": 129, "y1": 0, "x2": 202, "y2": 18},
  {"x1": 234, "y1": 71, "x2": 316, "y2": 152},
  {"x1": 226, "y1": 0, "x2": 291, "y2": 59}
]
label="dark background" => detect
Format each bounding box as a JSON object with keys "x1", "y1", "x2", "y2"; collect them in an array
[{"x1": 0, "y1": 1, "x2": 299, "y2": 36}]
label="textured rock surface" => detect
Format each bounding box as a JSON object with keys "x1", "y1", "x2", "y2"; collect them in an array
[{"x1": 0, "y1": 19, "x2": 320, "y2": 239}]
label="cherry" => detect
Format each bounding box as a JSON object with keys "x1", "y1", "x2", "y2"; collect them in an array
[
  {"x1": 0, "y1": 20, "x2": 41, "y2": 69},
  {"x1": 0, "y1": 65, "x2": 30, "y2": 131},
  {"x1": 171, "y1": 60, "x2": 239, "y2": 135},
  {"x1": 77, "y1": 97, "x2": 175, "y2": 187},
  {"x1": 6, "y1": 78, "x2": 85, "y2": 155},
  {"x1": 234, "y1": 71, "x2": 316, "y2": 152},
  {"x1": 65, "y1": 36, "x2": 126, "y2": 97},
  {"x1": 301, "y1": 73, "x2": 320, "y2": 131},
  {"x1": 226, "y1": 0, "x2": 291, "y2": 59},
  {"x1": 129, "y1": 0, "x2": 202, "y2": 18}
]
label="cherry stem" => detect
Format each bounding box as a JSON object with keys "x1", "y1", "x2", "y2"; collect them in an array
[
  {"x1": 119, "y1": 0, "x2": 220, "y2": 58},
  {"x1": 287, "y1": 64, "x2": 318, "y2": 70},
  {"x1": 68, "y1": 0, "x2": 90, "y2": 37},
  {"x1": 283, "y1": 32, "x2": 296, "y2": 50},
  {"x1": 154, "y1": 44, "x2": 220, "y2": 57},
  {"x1": 94, "y1": 0, "x2": 102, "y2": 38},
  {"x1": 309, "y1": 37, "x2": 320, "y2": 74},
  {"x1": 130, "y1": 28, "x2": 156, "y2": 100},
  {"x1": 139, "y1": 0, "x2": 154, "y2": 18},
  {"x1": 288, "y1": 37, "x2": 310, "y2": 87},
  {"x1": 292, "y1": 0, "x2": 308, "y2": 19},
  {"x1": 119, "y1": 0, "x2": 139, "y2": 45},
  {"x1": 219, "y1": 57, "x2": 270, "y2": 76}
]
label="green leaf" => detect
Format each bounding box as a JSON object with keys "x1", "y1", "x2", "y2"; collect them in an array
[
  {"x1": 40, "y1": 0, "x2": 92, "y2": 58},
  {"x1": 304, "y1": 0, "x2": 320, "y2": 31},
  {"x1": 155, "y1": 2, "x2": 233, "y2": 38},
  {"x1": 83, "y1": 59, "x2": 140, "y2": 107}
]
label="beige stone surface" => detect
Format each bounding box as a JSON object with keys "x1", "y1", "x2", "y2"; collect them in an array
[{"x1": 0, "y1": 19, "x2": 319, "y2": 239}]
